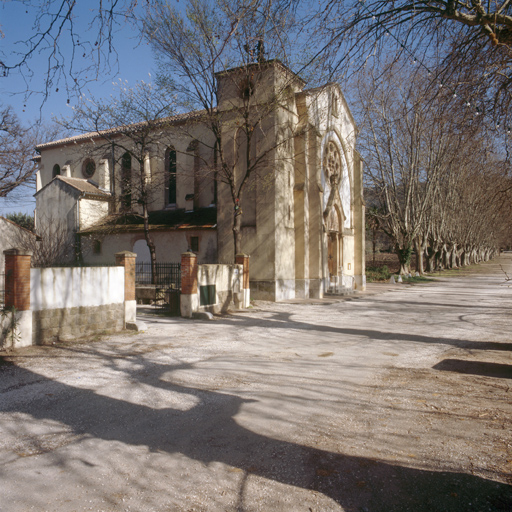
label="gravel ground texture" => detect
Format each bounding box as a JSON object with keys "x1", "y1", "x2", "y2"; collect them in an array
[{"x1": 1, "y1": 255, "x2": 512, "y2": 512}]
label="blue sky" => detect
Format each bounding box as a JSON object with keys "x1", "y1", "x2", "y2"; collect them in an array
[{"x1": 0, "y1": 1, "x2": 157, "y2": 216}]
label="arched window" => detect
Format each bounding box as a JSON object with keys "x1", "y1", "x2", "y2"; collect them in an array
[
  {"x1": 213, "y1": 141, "x2": 219, "y2": 205},
  {"x1": 165, "y1": 147, "x2": 177, "y2": 206},
  {"x1": 52, "y1": 164, "x2": 60, "y2": 178},
  {"x1": 121, "y1": 152, "x2": 132, "y2": 210},
  {"x1": 82, "y1": 158, "x2": 96, "y2": 179}
]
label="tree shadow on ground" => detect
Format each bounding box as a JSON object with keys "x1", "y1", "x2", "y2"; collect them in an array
[
  {"x1": 2, "y1": 358, "x2": 511, "y2": 512},
  {"x1": 211, "y1": 310, "x2": 512, "y2": 352},
  {"x1": 433, "y1": 359, "x2": 512, "y2": 379}
]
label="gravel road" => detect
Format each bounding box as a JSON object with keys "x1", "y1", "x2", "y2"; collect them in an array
[{"x1": 1, "y1": 255, "x2": 511, "y2": 511}]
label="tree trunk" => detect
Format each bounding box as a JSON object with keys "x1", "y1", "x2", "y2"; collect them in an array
[
  {"x1": 143, "y1": 204, "x2": 157, "y2": 285},
  {"x1": 372, "y1": 228, "x2": 377, "y2": 266},
  {"x1": 441, "y1": 244, "x2": 450, "y2": 269},
  {"x1": 425, "y1": 243, "x2": 436, "y2": 272},
  {"x1": 396, "y1": 243, "x2": 412, "y2": 275},
  {"x1": 233, "y1": 204, "x2": 242, "y2": 261},
  {"x1": 414, "y1": 237, "x2": 424, "y2": 274}
]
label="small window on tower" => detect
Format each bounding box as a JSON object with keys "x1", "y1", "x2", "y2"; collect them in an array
[{"x1": 52, "y1": 164, "x2": 61, "y2": 178}]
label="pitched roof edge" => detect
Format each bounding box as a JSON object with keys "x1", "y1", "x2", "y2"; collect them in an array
[{"x1": 35, "y1": 109, "x2": 211, "y2": 151}]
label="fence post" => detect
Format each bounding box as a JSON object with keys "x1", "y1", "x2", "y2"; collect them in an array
[
  {"x1": 235, "y1": 253, "x2": 250, "y2": 308},
  {"x1": 2, "y1": 248, "x2": 33, "y2": 348},
  {"x1": 115, "y1": 251, "x2": 137, "y2": 326},
  {"x1": 180, "y1": 251, "x2": 198, "y2": 318}
]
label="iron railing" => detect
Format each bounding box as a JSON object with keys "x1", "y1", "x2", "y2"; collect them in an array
[{"x1": 135, "y1": 262, "x2": 181, "y2": 289}]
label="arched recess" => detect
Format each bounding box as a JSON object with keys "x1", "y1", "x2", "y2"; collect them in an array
[
  {"x1": 133, "y1": 239, "x2": 151, "y2": 263},
  {"x1": 165, "y1": 146, "x2": 177, "y2": 206},
  {"x1": 52, "y1": 164, "x2": 60, "y2": 178},
  {"x1": 320, "y1": 130, "x2": 352, "y2": 229}
]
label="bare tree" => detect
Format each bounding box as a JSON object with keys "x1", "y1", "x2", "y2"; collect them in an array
[
  {"x1": 0, "y1": 1, "x2": 152, "y2": 106},
  {"x1": 305, "y1": 0, "x2": 512, "y2": 123},
  {"x1": 6, "y1": 214, "x2": 72, "y2": 267},
  {"x1": 143, "y1": 0, "x2": 306, "y2": 258},
  {"x1": 60, "y1": 80, "x2": 180, "y2": 281},
  {"x1": 358, "y1": 62, "x2": 487, "y2": 274},
  {"x1": 0, "y1": 105, "x2": 39, "y2": 197}
]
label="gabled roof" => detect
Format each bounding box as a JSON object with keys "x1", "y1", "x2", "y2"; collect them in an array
[
  {"x1": 35, "y1": 109, "x2": 211, "y2": 151},
  {"x1": 298, "y1": 82, "x2": 357, "y2": 129},
  {"x1": 79, "y1": 207, "x2": 217, "y2": 234},
  {"x1": 35, "y1": 175, "x2": 110, "y2": 199}
]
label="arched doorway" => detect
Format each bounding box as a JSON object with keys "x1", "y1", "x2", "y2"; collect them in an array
[{"x1": 327, "y1": 205, "x2": 342, "y2": 278}]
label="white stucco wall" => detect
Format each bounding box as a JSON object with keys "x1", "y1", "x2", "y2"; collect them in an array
[
  {"x1": 35, "y1": 178, "x2": 78, "y2": 232},
  {"x1": 38, "y1": 125, "x2": 217, "y2": 213},
  {"x1": 197, "y1": 264, "x2": 242, "y2": 294},
  {"x1": 79, "y1": 198, "x2": 109, "y2": 230},
  {"x1": 31, "y1": 266, "x2": 125, "y2": 311}
]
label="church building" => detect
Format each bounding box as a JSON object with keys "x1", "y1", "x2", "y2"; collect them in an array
[{"x1": 34, "y1": 60, "x2": 365, "y2": 301}]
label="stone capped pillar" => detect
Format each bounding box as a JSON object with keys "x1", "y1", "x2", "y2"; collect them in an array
[
  {"x1": 2, "y1": 248, "x2": 33, "y2": 348},
  {"x1": 115, "y1": 251, "x2": 137, "y2": 325},
  {"x1": 180, "y1": 252, "x2": 198, "y2": 317},
  {"x1": 235, "y1": 253, "x2": 250, "y2": 308}
]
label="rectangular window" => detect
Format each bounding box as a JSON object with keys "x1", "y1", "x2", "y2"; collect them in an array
[
  {"x1": 200, "y1": 285, "x2": 216, "y2": 306},
  {"x1": 190, "y1": 236, "x2": 199, "y2": 252}
]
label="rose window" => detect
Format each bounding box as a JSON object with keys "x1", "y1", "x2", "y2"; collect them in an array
[{"x1": 323, "y1": 141, "x2": 341, "y2": 179}]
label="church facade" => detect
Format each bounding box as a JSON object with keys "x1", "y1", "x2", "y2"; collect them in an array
[{"x1": 35, "y1": 60, "x2": 365, "y2": 301}]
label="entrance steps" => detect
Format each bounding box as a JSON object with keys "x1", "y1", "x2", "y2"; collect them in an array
[{"x1": 325, "y1": 286, "x2": 358, "y2": 297}]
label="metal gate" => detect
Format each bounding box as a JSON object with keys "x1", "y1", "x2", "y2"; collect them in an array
[{"x1": 135, "y1": 263, "x2": 181, "y2": 315}]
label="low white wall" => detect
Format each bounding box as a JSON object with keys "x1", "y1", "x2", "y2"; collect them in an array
[
  {"x1": 31, "y1": 267, "x2": 125, "y2": 311},
  {"x1": 197, "y1": 264, "x2": 242, "y2": 293}
]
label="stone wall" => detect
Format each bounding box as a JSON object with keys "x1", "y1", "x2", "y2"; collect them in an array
[{"x1": 33, "y1": 303, "x2": 124, "y2": 344}]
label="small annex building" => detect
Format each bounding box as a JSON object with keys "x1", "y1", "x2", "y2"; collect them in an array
[{"x1": 34, "y1": 60, "x2": 365, "y2": 301}]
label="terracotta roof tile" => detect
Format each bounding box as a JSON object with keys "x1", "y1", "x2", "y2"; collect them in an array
[
  {"x1": 35, "y1": 109, "x2": 212, "y2": 151},
  {"x1": 55, "y1": 176, "x2": 110, "y2": 196}
]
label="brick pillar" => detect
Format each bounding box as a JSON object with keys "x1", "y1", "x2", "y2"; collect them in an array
[
  {"x1": 235, "y1": 253, "x2": 250, "y2": 308},
  {"x1": 4, "y1": 249, "x2": 32, "y2": 310},
  {"x1": 181, "y1": 251, "x2": 198, "y2": 294},
  {"x1": 2, "y1": 249, "x2": 33, "y2": 348},
  {"x1": 115, "y1": 251, "x2": 137, "y2": 325},
  {"x1": 180, "y1": 252, "x2": 198, "y2": 317}
]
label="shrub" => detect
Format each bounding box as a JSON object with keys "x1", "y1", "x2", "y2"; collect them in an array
[{"x1": 366, "y1": 265, "x2": 392, "y2": 282}]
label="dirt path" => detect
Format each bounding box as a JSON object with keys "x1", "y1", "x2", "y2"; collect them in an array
[{"x1": 0, "y1": 255, "x2": 511, "y2": 511}]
